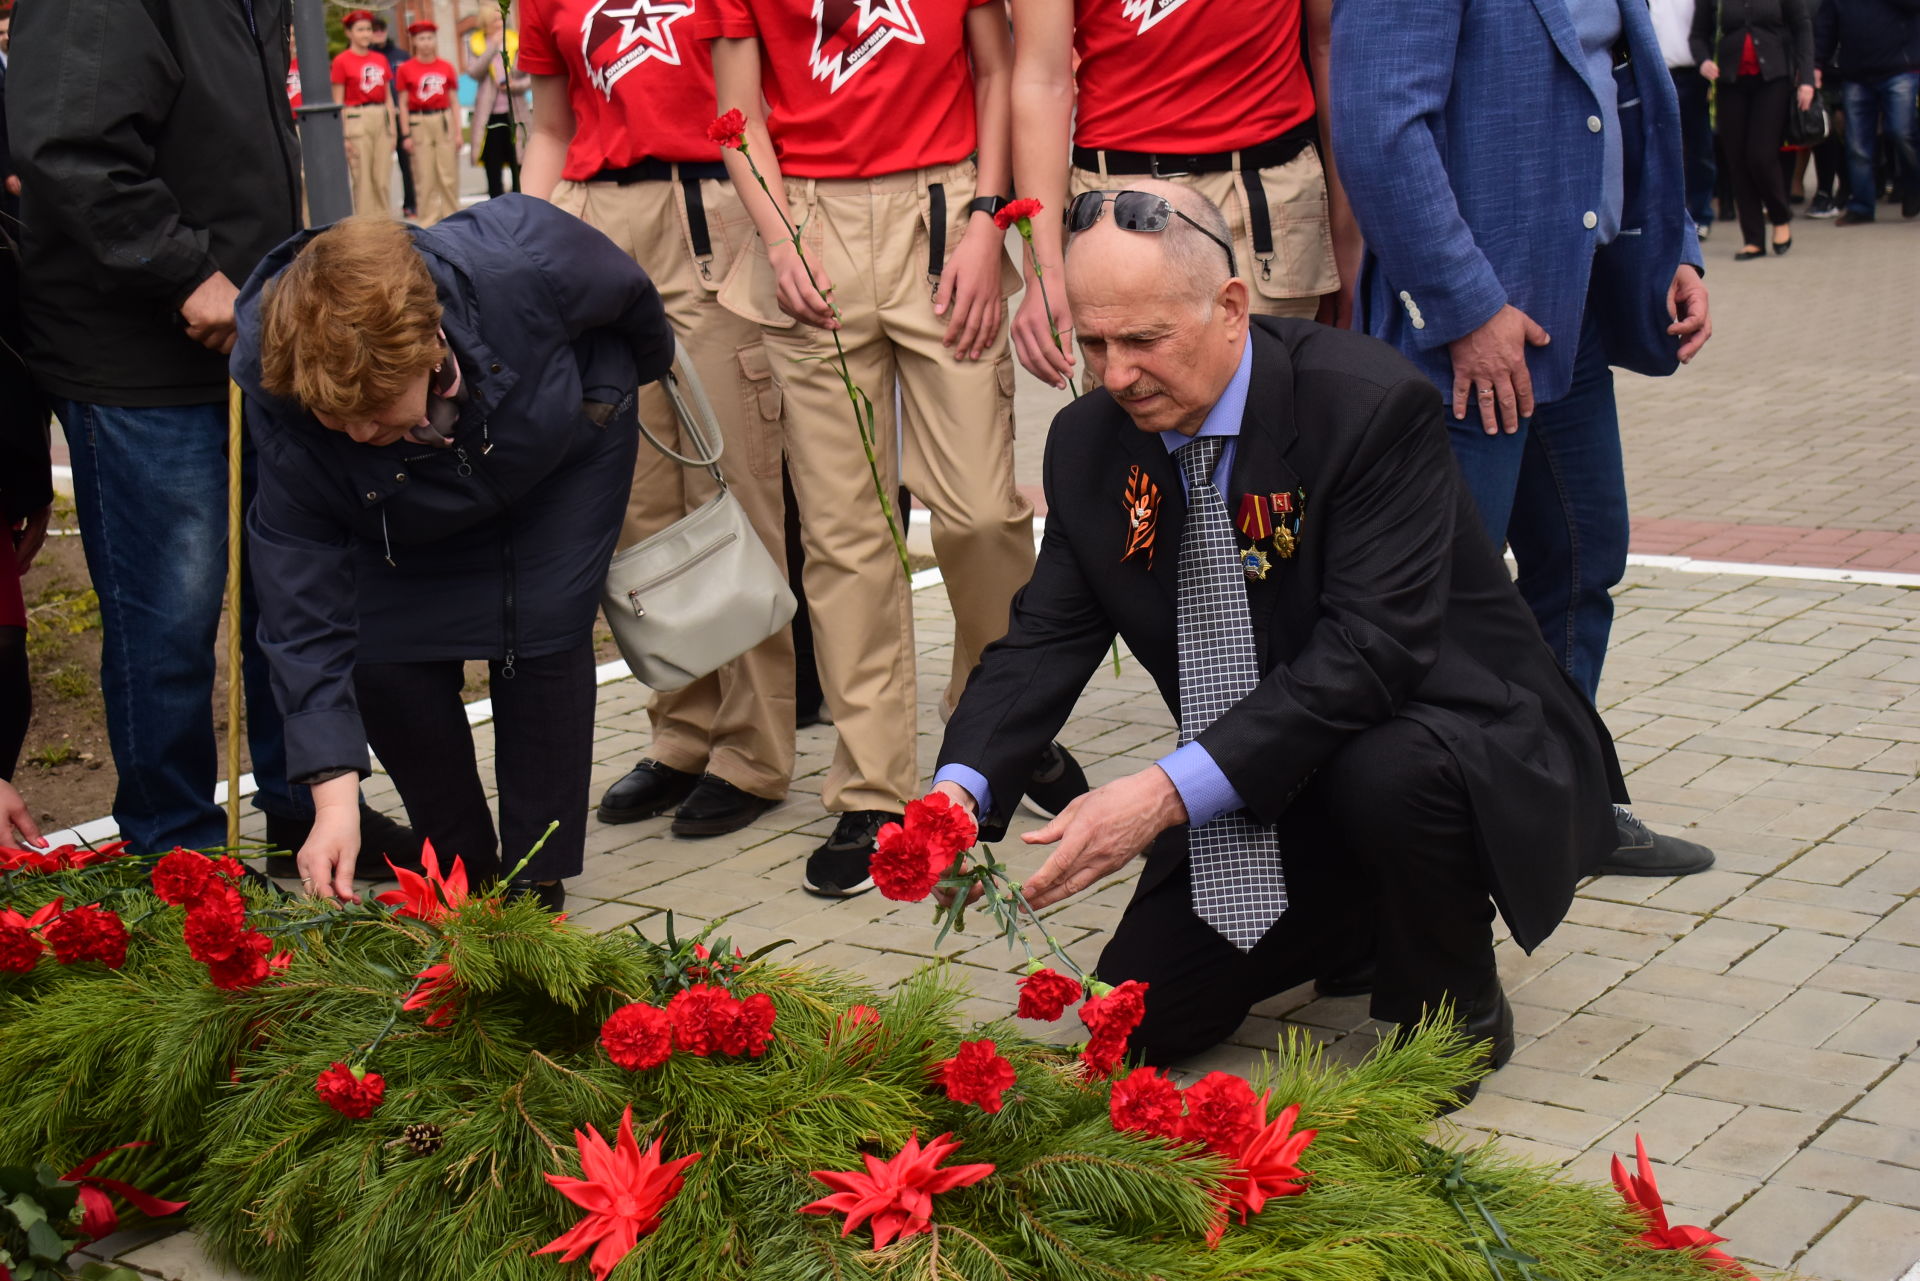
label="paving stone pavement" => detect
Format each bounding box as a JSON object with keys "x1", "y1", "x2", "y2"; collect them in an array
[{"x1": 89, "y1": 211, "x2": 1920, "y2": 1279}]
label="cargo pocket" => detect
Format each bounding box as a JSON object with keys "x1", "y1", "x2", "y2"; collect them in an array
[
  {"x1": 994, "y1": 353, "x2": 1017, "y2": 440},
  {"x1": 1245, "y1": 148, "x2": 1340, "y2": 303},
  {"x1": 550, "y1": 179, "x2": 589, "y2": 220},
  {"x1": 736, "y1": 344, "x2": 784, "y2": 482}
]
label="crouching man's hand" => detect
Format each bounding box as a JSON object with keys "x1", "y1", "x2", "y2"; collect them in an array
[{"x1": 1019, "y1": 766, "x2": 1186, "y2": 910}]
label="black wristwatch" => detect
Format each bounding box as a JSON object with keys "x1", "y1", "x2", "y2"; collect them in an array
[{"x1": 968, "y1": 195, "x2": 1010, "y2": 220}]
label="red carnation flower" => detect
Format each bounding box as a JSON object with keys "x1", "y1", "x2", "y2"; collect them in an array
[
  {"x1": 992, "y1": 197, "x2": 1044, "y2": 233},
  {"x1": 667, "y1": 984, "x2": 734, "y2": 1057},
  {"x1": 1078, "y1": 980, "x2": 1148, "y2": 1078},
  {"x1": 0, "y1": 900, "x2": 60, "y2": 974},
  {"x1": 315, "y1": 1061, "x2": 385, "y2": 1119},
  {"x1": 43, "y1": 905, "x2": 129, "y2": 969},
  {"x1": 182, "y1": 909, "x2": 249, "y2": 964},
  {"x1": 602, "y1": 1002, "x2": 675, "y2": 1071},
  {"x1": 717, "y1": 992, "x2": 777, "y2": 1058},
  {"x1": 1016, "y1": 966, "x2": 1083, "y2": 1021},
  {"x1": 936, "y1": 1039, "x2": 1017, "y2": 1114},
  {"x1": 869, "y1": 822, "x2": 944, "y2": 902},
  {"x1": 903, "y1": 792, "x2": 977, "y2": 860},
  {"x1": 1178, "y1": 1072, "x2": 1261, "y2": 1157},
  {"x1": 707, "y1": 108, "x2": 747, "y2": 149},
  {"x1": 151, "y1": 848, "x2": 219, "y2": 906},
  {"x1": 205, "y1": 932, "x2": 289, "y2": 990},
  {"x1": 1109, "y1": 1066, "x2": 1183, "y2": 1140}
]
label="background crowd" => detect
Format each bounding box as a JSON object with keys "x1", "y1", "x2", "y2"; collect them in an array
[{"x1": 0, "y1": 0, "x2": 1916, "y2": 905}]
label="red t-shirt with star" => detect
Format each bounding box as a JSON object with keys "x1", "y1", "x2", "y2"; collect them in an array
[
  {"x1": 331, "y1": 48, "x2": 392, "y2": 105},
  {"x1": 396, "y1": 57, "x2": 458, "y2": 111},
  {"x1": 519, "y1": 0, "x2": 722, "y2": 176},
  {"x1": 696, "y1": 0, "x2": 997, "y2": 179},
  {"x1": 1071, "y1": 0, "x2": 1314, "y2": 153}
]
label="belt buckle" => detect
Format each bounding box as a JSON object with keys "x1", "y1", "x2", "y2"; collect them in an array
[{"x1": 1148, "y1": 154, "x2": 1192, "y2": 179}]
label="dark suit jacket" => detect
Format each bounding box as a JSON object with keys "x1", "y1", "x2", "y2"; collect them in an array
[
  {"x1": 939, "y1": 319, "x2": 1623, "y2": 952},
  {"x1": 1694, "y1": 0, "x2": 1818, "y2": 85}
]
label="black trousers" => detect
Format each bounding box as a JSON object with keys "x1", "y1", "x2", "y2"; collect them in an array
[
  {"x1": 354, "y1": 642, "x2": 596, "y2": 883},
  {"x1": 481, "y1": 115, "x2": 520, "y2": 199},
  {"x1": 1719, "y1": 75, "x2": 1796, "y2": 246},
  {"x1": 1097, "y1": 718, "x2": 1497, "y2": 1066}
]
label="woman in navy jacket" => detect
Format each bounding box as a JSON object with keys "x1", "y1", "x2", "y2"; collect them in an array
[{"x1": 232, "y1": 196, "x2": 673, "y2": 908}]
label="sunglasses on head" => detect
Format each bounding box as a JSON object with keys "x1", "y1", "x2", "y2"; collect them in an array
[{"x1": 1064, "y1": 190, "x2": 1237, "y2": 278}]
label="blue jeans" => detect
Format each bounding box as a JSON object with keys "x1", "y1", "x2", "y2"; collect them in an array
[
  {"x1": 58, "y1": 400, "x2": 309, "y2": 854},
  {"x1": 1843, "y1": 72, "x2": 1920, "y2": 219},
  {"x1": 1445, "y1": 307, "x2": 1628, "y2": 702},
  {"x1": 1671, "y1": 66, "x2": 1717, "y2": 227}
]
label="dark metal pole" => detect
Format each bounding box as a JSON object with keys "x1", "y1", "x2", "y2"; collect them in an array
[{"x1": 292, "y1": 0, "x2": 353, "y2": 225}]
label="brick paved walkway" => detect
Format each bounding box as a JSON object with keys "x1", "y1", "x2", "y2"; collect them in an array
[{"x1": 86, "y1": 214, "x2": 1920, "y2": 1280}]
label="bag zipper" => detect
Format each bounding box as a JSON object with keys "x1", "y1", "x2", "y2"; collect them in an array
[
  {"x1": 450, "y1": 428, "x2": 519, "y2": 677},
  {"x1": 623, "y1": 531, "x2": 737, "y2": 618}
]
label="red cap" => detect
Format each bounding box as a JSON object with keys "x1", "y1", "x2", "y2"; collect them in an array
[
  {"x1": 407, "y1": 20, "x2": 436, "y2": 34},
  {"x1": 342, "y1": 9, "x2": 374, "y2": 29}
]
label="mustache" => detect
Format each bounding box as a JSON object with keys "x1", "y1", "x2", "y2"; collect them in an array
[{"x1": 1115, "y1": 381, "x2": 1169, "y2": 404}]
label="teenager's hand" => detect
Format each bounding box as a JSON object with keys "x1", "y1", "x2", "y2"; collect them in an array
[
  {"x1": 935, "y1": 220, "x2": 1007, "y2": 361},
  {"x1": 1010, "y1": 271, "x2": 1076, "y2": 388},
  {"x1": 770, "y1": 239, "x2": 837, "y2": 329}
]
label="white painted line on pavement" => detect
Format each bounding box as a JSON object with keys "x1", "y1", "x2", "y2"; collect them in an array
[{"x1": 1624, "y1": 553, "x2": 1920, "y2": 589}]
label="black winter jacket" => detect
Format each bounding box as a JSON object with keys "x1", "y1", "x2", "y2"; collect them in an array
[
  {"x1": 1693, "y1": 0, "x2": 1819, "y2": 85},
  {"x1": 1815, "y1": 0, "x2": 1920, "y2": 80},
  {"x1": 8, "y1": 0, "x2": 302, "y2": 406},
  {"x1": 232, "y1": 197, "x2": 673, "y2": 782}
]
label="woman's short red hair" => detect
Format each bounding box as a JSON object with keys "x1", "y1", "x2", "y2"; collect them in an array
[{"x1": 257, "y1": 216, "x2": 444, "y2": 420}]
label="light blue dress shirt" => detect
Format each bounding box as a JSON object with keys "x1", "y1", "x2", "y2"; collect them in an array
[
  {"x1": 933, "y1": 341, "x2": 1254, "y2": 827},
  {"x1": 1568, "y1": 0, "x2": 1626, "y2": 243}
]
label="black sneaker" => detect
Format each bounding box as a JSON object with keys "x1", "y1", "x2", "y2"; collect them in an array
[
  {"x1": 596, "y1": 759, "x2": 700, "y2": 824},
  {"x1": 1595, "y1": 806, "x2": 1715, "y2": 877},
  {"x1": 801, "y1": 809, "x2": 897, "y2": 898},
  {"x1": 670, "y1": 775, "x2": 780, "y2": 839},
  {"x1": 263, "y1": 804, "x2": 422, "y2": 879},
  {"x1": 1807, "y1": 194, "x2": 1840, "y2": 218},
  {"x1": 506, "y1": 879, "x2": 566, "y2": 913},
  {"x1": 1020, "y1": 742, "x2": 1090, "y2": 819}
]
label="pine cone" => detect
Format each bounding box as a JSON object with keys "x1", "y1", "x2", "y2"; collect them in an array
[{"x1": 403, "y1": 1122, "x2": 444, "y2": 1155}]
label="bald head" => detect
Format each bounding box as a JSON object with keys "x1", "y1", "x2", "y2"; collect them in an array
[{"x1": 1063, "y1": 181, "x2": 1250, "y2": 438}]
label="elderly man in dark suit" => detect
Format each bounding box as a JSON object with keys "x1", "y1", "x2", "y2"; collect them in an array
[{"x1": 932, "y1": 182, "x2": 1623, "y2": 1100}]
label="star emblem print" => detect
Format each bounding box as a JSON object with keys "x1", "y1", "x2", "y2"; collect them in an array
[
  {"x1": 1119, "y1": 0, "x2": 1192, "y2": 34},
  {"x1": 809, "y1": 0, "x2": 924, "y2": 92},
  {"x1": 581, "y1": 0, "x2": 695, "y2": 97}
]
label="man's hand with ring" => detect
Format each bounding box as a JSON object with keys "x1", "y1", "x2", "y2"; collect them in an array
[
  {"x1": 1447, "y1": 303, "x2": 1551, "y2": 435},
  {"x1": 1019, "y1": 767, "x2": 1186, "y2": 911}
]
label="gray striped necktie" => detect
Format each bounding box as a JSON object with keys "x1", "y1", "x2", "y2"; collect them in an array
[{"x1": 1174, "y1": 435, "x2": 1288, "y2": 951}]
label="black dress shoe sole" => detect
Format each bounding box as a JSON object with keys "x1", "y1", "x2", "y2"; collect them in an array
[
  {"x1": 1593, "y1": 848, "x2": 1715, "y2": 877},
  {"x1": 597, "y1": 795, "x2": 689, "y2": 825},
  {"x1": 671, "y1": 796, "x2": 780, "y2": 839}
]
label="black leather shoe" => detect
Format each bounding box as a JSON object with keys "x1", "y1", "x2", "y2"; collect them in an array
[
  {"x1": 1439, "y1": 978, "x2": 1515, "y2": 1114},
  {"x1": 1771, "y1": 231, "x2": 1793, "y2": 255},
  {"x1": 801, "y1": 809, "x2": 897, "y2": 898},
  {"x1": 1021, "y1": 741, "x2": 1090, "y2": 819},
  {"x1": 596, "y1": 759, "x2": 700, "y2": 825},
  {"x1": 1315, "y1": 960, "x2": 1376, "y2": 999},
  {"x1": 264, "y1": 804, "x2": 423, "y2": 879},
  {"x1": 507, "y1": 879, "x2": 566, "y2": 913},
  {"x1": 1596, "y1": 807, "x2": 1715, "y2": 878},
  {"x1": 671, "y1": 776, "x2": 780, "y2": 839}
]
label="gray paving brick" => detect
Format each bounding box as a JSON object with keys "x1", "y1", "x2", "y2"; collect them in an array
[
  {"x1": 1746, "y1": 987, "x2": 1881, "y2": 1047},
  {"x1": 1812, "y1": 1119, "x2": 1920, "y2": 1169},
  {"x1": 1709, "y1": 1183, "x2": 1852, "y2": 1270},
  {"x1": 1822, "y1": 999, "x2": 1920, "y2": 1060},
  {"x1": 1775, "y1": 1147, "x2": 1920, "y2": 1208},
  {"x1": 1601, "y1": 1093, "x2": 1743, "y2": 1163},
  {"x1": 1795, "y1": 1202, "x2": 1920, "y2": 1281},
  {"x1": 1596, "y1": 1025, "x2": 1737, "y2": 1088},
  {"x1": 1724, "y1": 927, "x2": 1854, "y2": 986},
  {"x1": 1671, "y1": 1064, "x2": 1862, "y2": 1116},
  {"x1": 1685, "y1": 1104, "x2": 1830, "y2": 1178}
]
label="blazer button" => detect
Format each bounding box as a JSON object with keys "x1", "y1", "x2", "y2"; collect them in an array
[
  {"x1": 1582, "y1": 210, "x2": 1599, "y2": 229},
  {"x1": 1412, "y1": 316, "x2": 1427, "y2": 330},
  {"x1": 1587, "y1": 115, "x2": 1602, "y2": 133},
  {"x1": 365, "y1": 490, "x2": 378, "y2": 501},
  {"x1": 394, "y1": 472, "x2": 408, "y2": 483},
  {"x1": 489, "y1": 362, "x2": 502, "y2": 373},
  {"x1": 1398, "y1": 290, "x2": 1412, "y2": 302}
]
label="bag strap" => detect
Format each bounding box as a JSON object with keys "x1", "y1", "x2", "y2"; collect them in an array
[{"x1": 635, "y1": 340, "x2": 727, "y2": 486}]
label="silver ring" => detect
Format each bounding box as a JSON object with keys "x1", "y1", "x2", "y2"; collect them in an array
[{"x1": 1479, "y1": 389, "x2": 1495, "y2": 400}]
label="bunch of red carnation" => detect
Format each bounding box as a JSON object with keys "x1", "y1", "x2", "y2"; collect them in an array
[
  {"x1": 1077, "y1": 979, "x2": 1149, "y2": 1078},
  {"x1": 600, "y1": 984, "x2": 777, "y2": 1071},
  {"x1": 0, "y1": 839, "x2": 129, "y2": 875},
  {"x1": 869, "y1": 793, "x2": 977, "y2": 902},
  {"x1": 1108, "y1": 1067, "x2": 1317, "y2": 1247},
  {"x1": 155, "y1": 849, "x2": 289, "y2": 990},
  {"x1": 935, "y1": 1038, "x2": 1018, "y2": 1113},
  {"x1": 0, "y1": 899, "x2": 63, "y2": 973},
  {"x1": 1, "y1": 898, "x2": 130, "y2": 972}
]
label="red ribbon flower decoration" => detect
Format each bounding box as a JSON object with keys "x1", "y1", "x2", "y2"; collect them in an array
[
  {"x1": 991, "y1": 197, "x2": 1044, "y2": 234},
  {"x1": 1, "y1": 840, "x2": 128, "y2": 874},
  {"x1": 707, "y1": 108, "x2": 747, "y2": 150},
  {"x1": 1612, "y1": 1135, "x2": 1752, "y2": 1275},
  {"x1": 1207, "y1": 1097, "x2": 1316, "y2": 1248},
  {"x1": 60, "y1": 1141, "x2": 189, "y2": 1242},
  {"x1": 535, "y1": 1107, "x2": 701, "y2": 1281},
  {"x1": 936, "y1": 1039, "x2": 1017, "y2": 1114},
  {"x1": 376, "y1": 841, "x2": 470, "y2": 922},
  {"x1": 0, "y1": 898, "x2": 63, "y2": 974},
  {"x1": 802, "y1": 1132, "x2": 994, "y2": 1251},
  {"x1": 402, "y1": 962, "x2": 462, "y2": 1028}
]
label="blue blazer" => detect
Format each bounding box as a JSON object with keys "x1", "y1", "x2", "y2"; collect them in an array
[{"x1": 1330, "y1": 0, "x2": 1705, "y2": 405}]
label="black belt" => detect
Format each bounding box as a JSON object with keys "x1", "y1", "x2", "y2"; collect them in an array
[
  {"x1": 1069, "y1": 119, "x2": 1317, "y2": 179},
  {"x1": 587, "y1": 159, "x2": 730, "y2": 184},
  {"x1": 409, "y1": 107, "x2": 448, "y2": 115}
]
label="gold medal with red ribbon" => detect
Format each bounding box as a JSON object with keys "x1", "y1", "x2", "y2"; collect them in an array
[{"x1": 1236, "y1": 493, "x2": 1273, "y2": 543}]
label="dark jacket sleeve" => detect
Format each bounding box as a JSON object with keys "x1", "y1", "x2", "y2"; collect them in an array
[
  {"x1": 0, "y1": 235, "x2": 52, "y2": 525},
  {"x1": 1197, "y1": 379, "x2": 1456, "y2": 821},
  {"x1": 1786, "y1": 0, "x2": 1817, "y2": 84},
  {"x1": 247, "y1": 421, "x2": 372, "y2": 784},
  {"x1": 1814, "y1": 0, "x2": 1838, "y2": 68},
  {"x1": 509, "y1": 196, "x2": 675, "y2": 387},
  {"x1": 1691, "y1": 0, "x2": 1718, "y2": 66},
  {"x1": 7, "y1": 0, "x2": 222, "y2": 306},
  {"x1": 935, "y1": 424, "x2": 1118, "y2": 842}
]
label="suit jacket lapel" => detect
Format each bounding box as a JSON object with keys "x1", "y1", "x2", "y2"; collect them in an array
[
  {"x1": 1530, "y1": 0, "x2": 1604, "y2": 104},
  {"x1": 1229, "y1": 325, "x2": 1303, "y2": 666}
]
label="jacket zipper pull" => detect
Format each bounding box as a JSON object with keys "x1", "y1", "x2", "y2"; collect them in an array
[
  {"x1": 500, "y1": 650, "x2": 516, "y2": 681},
  {"x1": 454, "y1": 446, "x2": 473, "y2": 477},
  {"x1": 481, "y1": 417, "x2": 494, "y2": 455}
]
